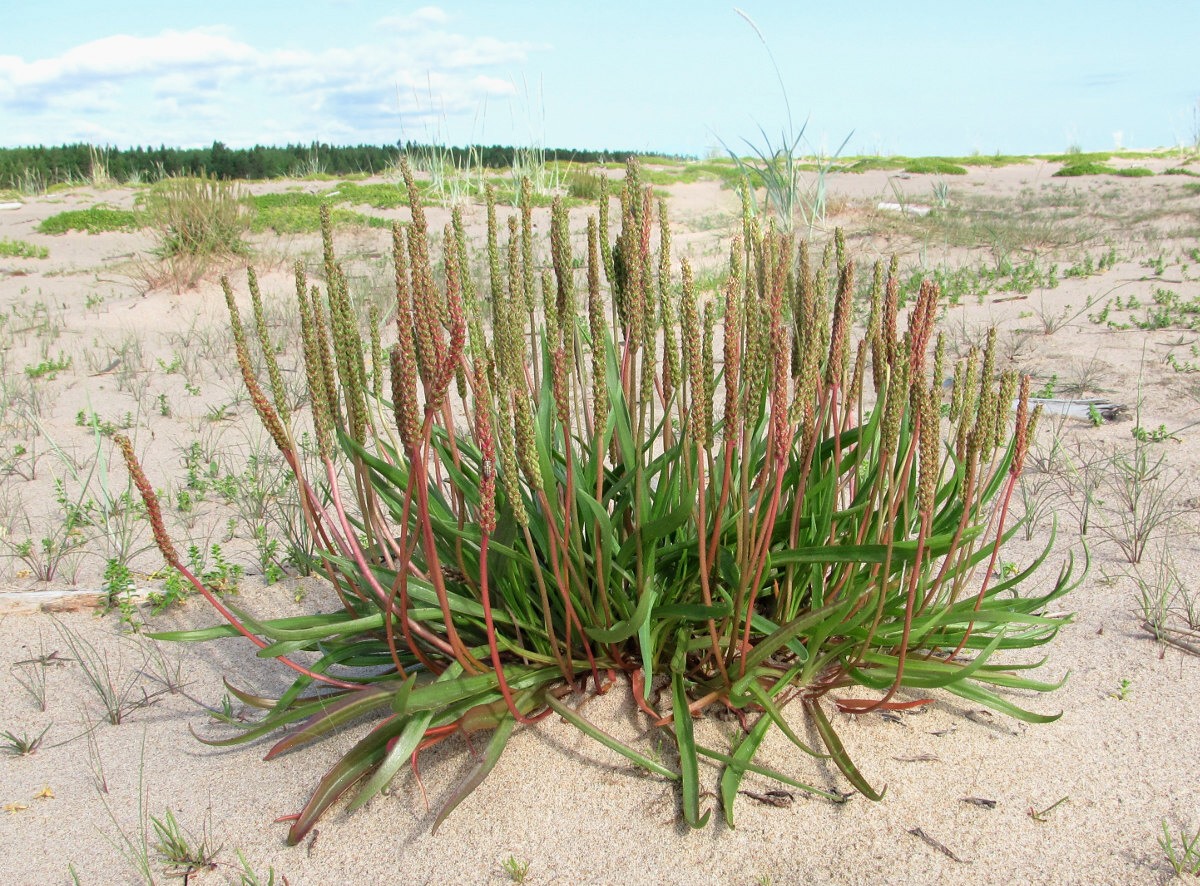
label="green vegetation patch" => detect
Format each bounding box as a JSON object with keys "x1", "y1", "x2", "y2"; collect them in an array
[
  {"x1": 37, "y1": 206, "x2": 140, "y2": 234},
  {"x1": 837, "y1": 156, "x2": 907, "y2": 173},
  {"x1": 245, "y1": 191, "x2": 390, "y2": 234},
  {"x1": 1114, "y1": 167, "x2": 1154, "y2": 177},
  {"x1": 950, "y1": 154, "x2": 1029, "y2": 168},
  {"x1": 1053, "y1": 162, "x2": 1117, "y2": 177},
  {"x1": 330, "y1": 181, "x2": 410, "y2": 209},
  {"x1": 0, "y1": 238, "x2": 48, "y2": 259},
  {"x1": 837, "y1": 155, "x2": 982, "y2": 175},
  {"x1": 902, "y1": 158, "x2": 968, "y2": 175},
  {"x1": 637, "y1": 162, "x2": 745, "y2": 188},
  {"x1": 1164, "y1": 167, "x2": 1200, "y2": 177}
]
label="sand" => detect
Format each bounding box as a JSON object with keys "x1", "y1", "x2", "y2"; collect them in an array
[{"x1": 1, "y1": 155, "x2": 1199, "y2": 884}]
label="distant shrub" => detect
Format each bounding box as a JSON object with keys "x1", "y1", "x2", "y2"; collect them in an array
[
  {"x1": 1163, "y1": 167, "x2": 1200, "y2": 177},
  {"x1": 1114, "y1": 167, "x2": 1154, "y2": 177},
  {"x1": 37, "y1": 207, "x2": 139, "y2": 234}
]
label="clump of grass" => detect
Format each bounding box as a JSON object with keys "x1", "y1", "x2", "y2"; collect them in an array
[
  {"x1": 53, "y1": 620, "x2": 155, "y2": 725},
  {"x1": 1113, "y1": 167, "x2": 1154, "y2": 178},
  {"x1": 1, "y1": 724, "x2": 50, "y2": 755},
  {"x1": 36, "y1": 207, "x2": 139, "y2": 235},
  {"x1": 720, "y1": 10, "x2": 849, "y2": 232},
  {"x1": 120, "y1": 158, "x2": 1077, "y2": 843},
  {"x1": 1160, "y1": 818, "x2": 1200, "y2": 877},
  {"x1": 566, "y1": 170, "x2": 606, "y2": 201},
  {"x1": 151, "y1": 809, "x2": 220, "y2": 879},
  {"x1": 0, "y1": 238, "x2": 48, "y2": 258},
  {"x1": 140, "y1": 174, "x2": 249, "y2": 261},
  {"x1": 1134, "y1": 547, "x2": 1200, "y2": 656}
]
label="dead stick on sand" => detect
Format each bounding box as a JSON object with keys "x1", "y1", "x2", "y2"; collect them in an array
[{"x1": 908, "y1": 827, "x2": 972, "y2": 863}]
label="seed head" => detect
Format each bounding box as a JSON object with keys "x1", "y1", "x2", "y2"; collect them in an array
[{"x1": 115, "y1": 435, "x2": 179, "y2": 567}]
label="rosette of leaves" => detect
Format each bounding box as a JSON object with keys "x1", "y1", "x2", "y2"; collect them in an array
[{"x1": 120, "y1": 158, "x2": 1079, "y2": 844}]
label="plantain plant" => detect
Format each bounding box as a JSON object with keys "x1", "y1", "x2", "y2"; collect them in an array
[{"x1": 118, "y1": 157, "x2": 1079, "y2": 843}]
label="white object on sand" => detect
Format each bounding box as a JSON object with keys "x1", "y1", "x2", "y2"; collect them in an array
[
  {"x1": 877, "y1": 201, "x2": 931, "y2": 216},
  {"x1": 1025, "y1": 397, "x2": 1126, "y2": 421},
  {"x1": 0, "y1": 201, "x2": 23, "y2": 211}
]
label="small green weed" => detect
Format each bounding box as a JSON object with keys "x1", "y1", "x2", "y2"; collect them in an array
[
  {"x1": 1109, "y1": 678, "x2": 1133, "y2": 700},
  {"x1": 1131, "y1": 424, "x2": 1176, "y2": 443},
  {"x1": 25, "y1": 354, "x2": 72, "y2": 379},
  {"x1": 148, "y1": 543, "x2": 243, "y2": 613},
  {"x1": 102, "y1": 558, "x2": 141, "y2": 631},
  {"x1": 1033, "y1": 374, "x2": 1057, "y2": 398},
  {"x1": 500, "y1": 856, "x2": 530, "y2": 883}
]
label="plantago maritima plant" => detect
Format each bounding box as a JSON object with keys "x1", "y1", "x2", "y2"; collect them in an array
[{"x1": 119, "y1": 158, "x2": 1079, "y2": 842}]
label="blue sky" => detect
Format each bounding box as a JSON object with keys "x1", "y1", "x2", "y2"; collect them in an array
[{"x1": 1, "y1": 1, "x2": 1197, "y2": 157}]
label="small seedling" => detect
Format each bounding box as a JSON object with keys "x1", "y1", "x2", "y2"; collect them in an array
[
  {"x1": 1087, "y1": 403, "x2": 1104, "y2": 427},
  {"x1": 1028, "y1": 795, "x2": 1069, "y2": 822},
  {"x1": 1159, "y1": 819, "x2": 1200, "y2": 877},
  {"x1": 500, "y1": 856, "x2": 530, "y2": 883},
  {"x1": 1110, "y1": 678, "x2": 1133, "y2": 700},
  {"x1": 1, "y1": 724, "x2": 50, "y2": 755},
  {"x1": 1033, "y1": 374, "x2": 1057, "y2": 398}
]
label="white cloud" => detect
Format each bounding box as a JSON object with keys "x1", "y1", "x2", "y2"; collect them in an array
[
  {"x1": 0, "y1": 11, "x2": 543, "y2": 147},
  {"x1": 380, "y1": 6, "x2": 451, "y2": 33}
]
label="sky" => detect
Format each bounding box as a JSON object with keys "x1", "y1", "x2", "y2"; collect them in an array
[{"x1": 1, "y1": 1, "x2": 1197, "y2": 158}]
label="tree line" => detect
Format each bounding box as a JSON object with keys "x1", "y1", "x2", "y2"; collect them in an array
[{"x1": 0, "y1": 141, "x2": 648, "y2": 187}]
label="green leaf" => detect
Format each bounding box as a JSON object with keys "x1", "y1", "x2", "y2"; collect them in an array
[
  {"x1": 670, "y1": 631, "x2": 711, "y2": 828},
  {"x1": 543, "y1": 692, "x2": 678, "y2": 780},
  {"x1": 431, "y1": 711, "x2": 516, "y2": 834},
  {"x1": 807, "y1": 699, "x2": 884, "y2": 801}
]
